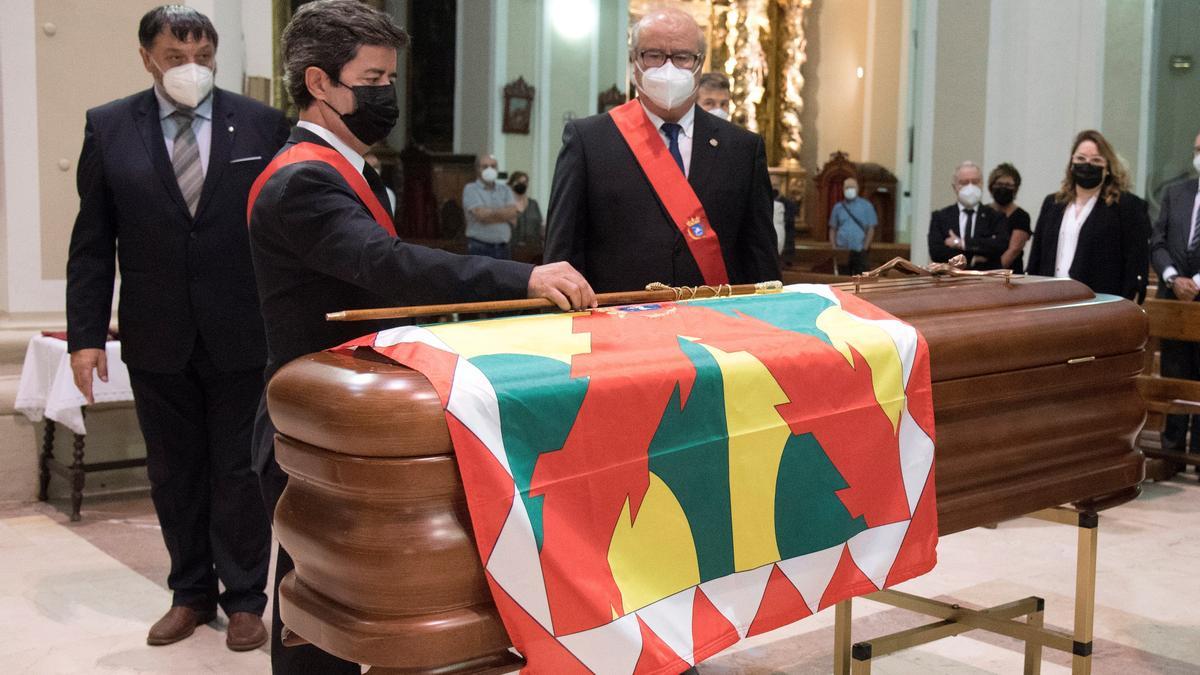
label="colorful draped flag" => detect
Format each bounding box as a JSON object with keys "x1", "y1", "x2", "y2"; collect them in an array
[{"x1": 336, "y1": 284, "x2": 938, "y2": 674}]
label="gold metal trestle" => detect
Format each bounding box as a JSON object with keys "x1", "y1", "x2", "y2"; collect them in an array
[{"x1": 833, "y1": 506, "x2": 1099, "y2": 674}]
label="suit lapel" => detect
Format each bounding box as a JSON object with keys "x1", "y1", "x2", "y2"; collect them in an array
[
  {"x1": 195, "y1": 89, "x2": 232, "y2": 222},
  {"x1": 687, "y1": 106, "x2": 718, "y2": 202},
  {"x1": 134, "y1": 88, "x2": 191, "y2": 220}
]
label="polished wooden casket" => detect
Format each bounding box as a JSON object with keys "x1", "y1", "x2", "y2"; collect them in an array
[{"x1": 267, "y1": 276, "x2": 1146, "y2": 672}]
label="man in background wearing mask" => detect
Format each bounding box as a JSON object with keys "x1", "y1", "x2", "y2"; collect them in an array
[
  {"x1": 463, "y1": 153, "x2": 520, "y2": 259},
  {"x1": 829, "y1": 177, "x2": 878, "y2": 275},
  {"x1": 1149, "y1": 130, "x2": 1200, "y2": 468},
  {"x1": 66, "y1": 5, "x2": 288, "y2": 651},
  {"x1": 249, "y1": 2, "x2": 594, "y2": 670},
  {"x1": 927, "y1": 160, "x2": 1008, "y2": 269},
  {"x1": 697, "y1": 71, "x2": 732, "y2": 120},
  {"x1": 545, "y1": 7, "x2": 779, "y2": 293}
]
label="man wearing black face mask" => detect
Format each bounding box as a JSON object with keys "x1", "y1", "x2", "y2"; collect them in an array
[{"x1": 248, "y1": 2, "x2": 595, "y2": 671}]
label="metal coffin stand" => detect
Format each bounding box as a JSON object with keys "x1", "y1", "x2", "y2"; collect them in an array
[{"x1": 833, "y1": 507, "x2": 1100, "y2": 675}]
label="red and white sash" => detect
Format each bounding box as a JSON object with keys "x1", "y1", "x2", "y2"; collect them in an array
[
  {"x1": 247, "y1": 141, "x2": 396, "y2": 237},
  {"x1": 609, "y1": 100, "x2": 729, "y2": 285}
]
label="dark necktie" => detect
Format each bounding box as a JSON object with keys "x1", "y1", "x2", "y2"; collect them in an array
[
  {"x1": 660, "y1": 122, "x2": 686, "y2": 175},
  {"x1": 962, "y1": 209, "x2": 975, "y2": 242},
  {"x1": 1189, "y1": 205, "x2": 1200, "y2": 252},
  {"x1": 362, "y1": 164, "x2": 393, "y2": 220},
  {"x1": 170, "y1": 110, "x2": 203, "y2": 217}
]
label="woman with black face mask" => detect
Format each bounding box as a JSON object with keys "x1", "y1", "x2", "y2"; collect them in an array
[
  {"x1": 1026, "y1": 129, "x2": 1150, "y2": 302},
  {"x1": 508, "y1": 171, "x2": 545, "y2": 259},
  {"x1": 987, "y1": 163, "x2": 1031, "y2": 273}
]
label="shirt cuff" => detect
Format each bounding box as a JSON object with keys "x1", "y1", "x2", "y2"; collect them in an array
[
  {"x1": 1163, "y1": 266, "x2": 1179, "y2": 284},
  {"x1": 1192, "y1": 273, "x2": 1200, "y2": 287}
]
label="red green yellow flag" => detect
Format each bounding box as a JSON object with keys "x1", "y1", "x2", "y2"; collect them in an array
[{"x1": 335, "y1": 284, "x2": 938, "y2": 673}]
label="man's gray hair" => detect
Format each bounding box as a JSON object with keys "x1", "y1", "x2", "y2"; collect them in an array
[
  {"x1": 953, "y1": 160, "x2": 982, "y2": 180},
  {"x1": 629, "y1": 8, "x2": 706, "y2": 57}
]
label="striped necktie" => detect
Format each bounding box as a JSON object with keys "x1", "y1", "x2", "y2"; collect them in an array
[{"x1": 170, "y1": 110, "x2": 203, "y2": 217}]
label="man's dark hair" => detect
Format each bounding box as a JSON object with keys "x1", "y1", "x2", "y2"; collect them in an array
[
  {"x1": 138, "y1": 5, "x2": 218, "y2": 50},
  {"x1": 282, "y1": 0, "x2": 409, "y2": 110},
  {"x1": 698, "y1": 72, "x2": 730, "y2": 92},
  {"x1": 988, "y1": 162, "x2": 1022, "y2": 190}
]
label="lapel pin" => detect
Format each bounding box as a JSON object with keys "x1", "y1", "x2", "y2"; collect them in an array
[
  {"x1": 709, "y1": 138, "x2": 718, "y2": 147},
  {"x1": 228, "y1": 125, "x2": 235, "y2": 133}
]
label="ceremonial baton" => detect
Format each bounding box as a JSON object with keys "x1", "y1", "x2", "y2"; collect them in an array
[{"x1": 326, "y1": 280, "x2": 784, "y2": 322}]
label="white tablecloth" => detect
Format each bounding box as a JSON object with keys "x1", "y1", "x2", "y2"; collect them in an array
[{"x1": 14, "y1": 336, "x2": 132, "y2": 435}]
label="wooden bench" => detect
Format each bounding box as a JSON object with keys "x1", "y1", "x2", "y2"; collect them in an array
[{"x1": 1138, "y1": 297, "x2": 1200, "y2": 474}]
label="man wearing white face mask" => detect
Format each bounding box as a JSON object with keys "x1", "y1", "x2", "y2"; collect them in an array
[
  {"x1": 927, "y1": 160, "x2": 1009, "y2": 269},
  {"x1": 697, "y1": 72, "x2": 732, "y2": 121},
  {"x1": 66, "y1": 5, "x2": 289, "y2": 652},
  {"x1": 545, "y1": 7, "x2": 779, "y2": 293},
  {"x1": 463, "y1": 153, "x2": 520, "y2": 259}
]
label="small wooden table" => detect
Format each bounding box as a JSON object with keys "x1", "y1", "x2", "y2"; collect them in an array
[{"x1": 15, "y1": 335, "x2": 143, "y2": 521}]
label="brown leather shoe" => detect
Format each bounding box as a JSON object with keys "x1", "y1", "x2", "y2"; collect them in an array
[
  {"x1": 226, "y1": 612, "x2": 268, "y2": 651},
  {"x1": 147, "y1": 606, "x2": 216, "y2": 646}
]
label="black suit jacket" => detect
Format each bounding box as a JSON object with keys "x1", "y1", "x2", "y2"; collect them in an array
[
  {"x1": 1027, "y1": 191, "x2": 1150, "y2": 302},
  {"x1": 249, "y1": 127, "x2": 535, "y2": 472},
  {"x1": 926, "y1": 204, "x2": 1008, "y2": 269},
  {"x1": 1150, "y1": 178, "x2": 1200, "y2": 300},
  {"x1": 543, "y1": 105, "x2": 780, "y2": 293},
  {"x1": 250, "y1": 127, "x2": 534, "y2": 383},
  {"x1": 66, "y1": 87, "x2": 290, "y2": 373}
]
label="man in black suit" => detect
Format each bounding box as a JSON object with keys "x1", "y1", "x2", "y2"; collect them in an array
[
  {"x1": 927, "y1": 160, "x2": 1008, "y2": 269},
  {"x1": 249, "y1": 2, "x2": 594, "y2": 671},
  {"x1": 544, "y1": 7, "x2": 779, "y2": 293},
  {"x1": 1149, "y1": 130, "x2": 1200, "y2": 459},
  {"x1": 66, "y1": 6, "x2": 288, "y2": 651}
]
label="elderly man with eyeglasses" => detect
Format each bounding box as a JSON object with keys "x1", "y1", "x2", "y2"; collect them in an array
[{"x1": 544, "y1": 7, "x2": 779, "y2": 294}]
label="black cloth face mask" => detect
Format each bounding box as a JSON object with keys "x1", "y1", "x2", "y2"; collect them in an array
[
  {"x1": 512, "y1": 183, "x2": 528, "y2": 195},
  {"x1": 1071, "y1": 162, "x2": 1105, "y2": 190},
  {"x1": 991, "y1": 186, "x2": 1016, "y2": 206},
  {"x1": 324, "y1": 80, "x2": 400, "y2": 146}
]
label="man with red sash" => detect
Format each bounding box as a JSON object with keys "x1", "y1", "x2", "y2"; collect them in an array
[
  {"x1": 247, "y1": 2, "x2": 594, "y2": 672},
  {"x1": 544, "y1": 7, "x2": 780, "y2": 293}
]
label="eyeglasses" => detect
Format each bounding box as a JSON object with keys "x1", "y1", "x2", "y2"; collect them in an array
[
  {"x1": 1071, "y1": 154, "x2": 1107, "y2": 167},
  {"x1": 638, "y1": 50, "x2": 701, "y2": 70}
]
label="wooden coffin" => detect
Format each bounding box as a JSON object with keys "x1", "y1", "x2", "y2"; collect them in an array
[{"x1": 268, "y1": 276, "x2": 1146, "y2": 672}]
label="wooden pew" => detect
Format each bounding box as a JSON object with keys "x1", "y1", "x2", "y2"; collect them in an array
[{"x1": 1138, "y1": 297, "x2": 1200, "y2": 473}]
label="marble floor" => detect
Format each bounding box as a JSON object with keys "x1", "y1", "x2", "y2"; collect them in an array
[{"x1": 0, "y1": 475, "x2": 1197, "y2": 674}]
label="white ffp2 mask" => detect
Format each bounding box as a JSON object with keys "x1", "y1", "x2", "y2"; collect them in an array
[
  {"x1": 481, "y1": 167, "x2": 499, "y2": 183},
  {"x1": 158, "y1": 61, "x2": 214, "y2": 109},
  {"x1": 957, "y1": 184, "x2": 982, "y2": 208},
  {"x1": 637, "y1": 62, "x2": 698, "y2": 111}
]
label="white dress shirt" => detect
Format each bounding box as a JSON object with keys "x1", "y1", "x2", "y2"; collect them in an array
[
  {"x1": 1161, "y1": 189, "x2": 1200, "y2": 286},
  {"x1": 641, "y1": 101, "x2": 695, "y2": 177},
  {"x1": 296, "y1": 120, "x2": 365, "y2": 174},
  {"x1": 156, "y1": 86, "x2": 212, "y2": 175},
  {"x1": 1054, "y1": 194, "x2": 1098, "y2": 278}
]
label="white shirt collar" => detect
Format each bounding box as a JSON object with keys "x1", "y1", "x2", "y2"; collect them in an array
[
  {"x1": 640, "y1": 100, "x2": 695, "y2": 138},
  {"x1": 154, "y1": 85, "x2": 212, "y2": 121},
  {"x1": 296, "y1": 120, "x2": 366, "y2": 174}
]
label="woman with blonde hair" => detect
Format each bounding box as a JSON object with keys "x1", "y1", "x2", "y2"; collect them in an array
[{"x1": 1027, "y1": 129, "x2": 1150, "y2": 301}]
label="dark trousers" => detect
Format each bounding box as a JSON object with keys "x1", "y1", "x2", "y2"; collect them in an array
[
  {"x1": 1161, "y1": 337, "x2": 1200, "y2": 452},
  {"x1": 127, "y1": 338, "x2": 270, "y2": 615},
  {"x1": 848, "y1": 249, "x2": 871, "y2": 275},
  {"x1": 257, "y1": 402, "x2": 359, "y2": 674},
  {"x1": 467, "y1": 238, "x2": 511, "y2": 260}
]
